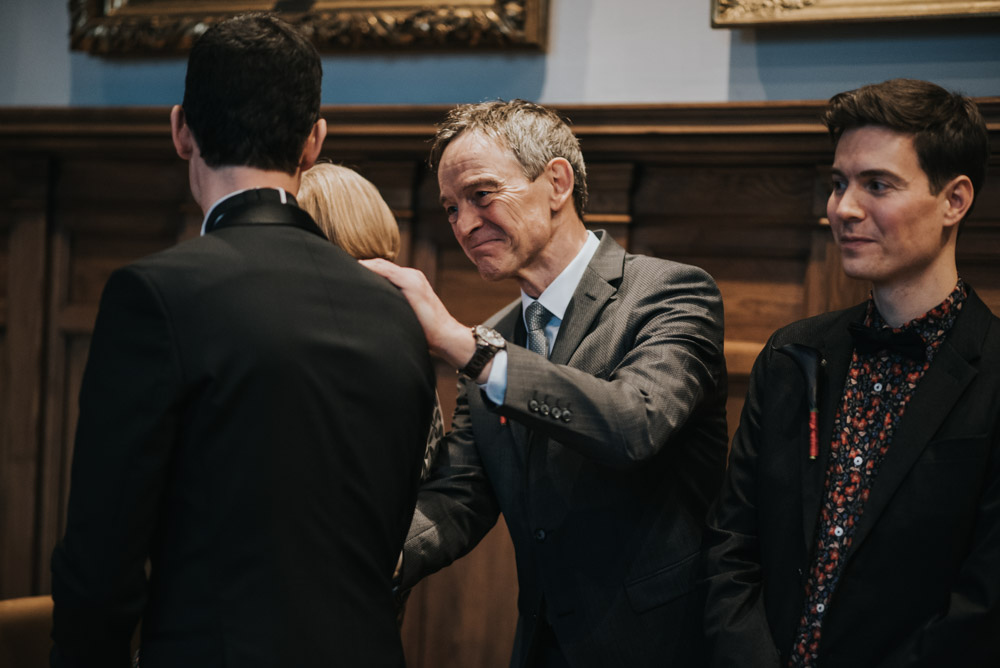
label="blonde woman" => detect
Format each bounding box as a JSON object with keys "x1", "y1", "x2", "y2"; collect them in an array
[{"x1": 299, "y1": 162, "x2": 444, "y2": 488}]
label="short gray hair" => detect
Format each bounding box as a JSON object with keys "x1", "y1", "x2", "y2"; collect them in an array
[{"x1": 429, "y1": 99, "x2": 588, "y2": 218}]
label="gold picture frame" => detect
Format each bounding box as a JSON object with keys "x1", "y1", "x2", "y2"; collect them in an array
[
  {"x1": 69, "y1": 0, "x2": 549, "y2": 54},
  {"x1": 712, "y1": 0, "x2": 1000, "y2": 27}
]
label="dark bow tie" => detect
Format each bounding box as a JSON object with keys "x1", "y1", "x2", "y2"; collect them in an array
[{"x1": 848, "y1": 321, "x2": 926, "y2": 361}]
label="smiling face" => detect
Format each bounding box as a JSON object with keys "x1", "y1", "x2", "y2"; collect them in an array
[
  {"x1": 437, "y1": 131, "x2": 559, "y2": 285},
  {"x1": 828, "y1": 125, "x2": 962, "y2": 294}
]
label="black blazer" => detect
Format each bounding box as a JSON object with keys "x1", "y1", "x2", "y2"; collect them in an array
[
  {"x1": 704, "y1": 289, "x2": 1000, "y2": 668},
  {"x1": 404, "y1": 232, "x2": 729, "y2": 667},
  {"x1": 51, "y1": 195, "x2": 436, "y2": 667}
]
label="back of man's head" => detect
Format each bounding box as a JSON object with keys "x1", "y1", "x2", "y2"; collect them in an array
[
  {"x1": 429, "y1": 99, "x2": 589, "y2": 219},
  {"x1": 182, "y1": 13, "x2": 322, "y2": 175},
  {"x1": 823, "y1": 79, "x2": 989, "y2": 211}
]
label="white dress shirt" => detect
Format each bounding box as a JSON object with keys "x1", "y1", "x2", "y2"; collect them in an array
[{"x1": 481, "y1": 230, "x2": 600, "y2": 405}]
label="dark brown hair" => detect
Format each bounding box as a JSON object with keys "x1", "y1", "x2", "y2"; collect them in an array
[
  {"x1": 824, "y1": 78, "x2": 989, "y2": 221},
  {"x1": 182, "y1": 13, "x2": 322, "y2": 175}
]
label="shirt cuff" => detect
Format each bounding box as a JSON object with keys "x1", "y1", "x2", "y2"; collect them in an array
[{"x1": 479, "y1": 349, "x2": 507, "y2": 405}]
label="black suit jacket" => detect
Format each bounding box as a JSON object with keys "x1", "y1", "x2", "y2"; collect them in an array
[
  {"x1": 51, "y1": 194, "x2": 436, "y2": 667},
  {"x1": 404, "y1": 232, "x2": 729, "y2": 667},
  {"x1": 704, "y1": 289, "x2": 1000, "y2": 667}
]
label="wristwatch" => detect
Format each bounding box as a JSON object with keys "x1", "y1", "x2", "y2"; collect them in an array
[{"x1": 459, "y1": 325, "x2": 506, "y2": 379}]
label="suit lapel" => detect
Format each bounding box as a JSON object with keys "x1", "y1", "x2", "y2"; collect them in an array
[
  {"x1": 845, "y1": 292, "x2": 986, "y2": 561},
  {"x1": 549, "y1": 232, "x2": 623, "y2": 366},
  {"x1": 800, "y1": 306, "x2": 863, "y2": 552}
]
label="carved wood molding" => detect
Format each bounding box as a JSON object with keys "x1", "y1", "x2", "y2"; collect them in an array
[
  {"x1": 715, "y1": 0, "x2": 816, "y2": 24},
  {"x1": 69, "y1": 0, "x2": 549, "y2": 55},
  {"x1": 3, "y1": 100, "x2": 998, "y2": 162},
  {"x1": 713, "y1": 0, "x2": 1000, "y2": 27}
]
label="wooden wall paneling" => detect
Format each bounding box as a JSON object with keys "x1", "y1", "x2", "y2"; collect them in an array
[
  {"x1": 958, "y1": 169, "x2": 1000, "y2": 314},
  {"x1": 36, "y1": 153, "x2": 195, "y2": 592},
  {"x1": 583, "y1": 162, "x2": 634, "y2": 247},
  {"x1": 0, "y1": 156, "x2": 49, "y2": 597},
  {"x1": 959, "y1": 223, "x2": 1000, "y2": 313},
  {"x1": 0, "y1": 155, "x2": 11, "y2": 594}
]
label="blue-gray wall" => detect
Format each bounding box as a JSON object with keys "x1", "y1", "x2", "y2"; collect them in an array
[{"x1": 2, "y1": 0, "x2": 998, "y2": 106}]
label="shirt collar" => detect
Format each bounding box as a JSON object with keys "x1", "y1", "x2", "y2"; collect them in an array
[
  {"x1": 200, "y1": 187, "x2": 289, "y2": 236},
  {"x1": 865, "y1": 278, "x2": 967, "y2": 349},
  {"x1": 520, "y1": 230, "x2": 600, "y2": 320}
]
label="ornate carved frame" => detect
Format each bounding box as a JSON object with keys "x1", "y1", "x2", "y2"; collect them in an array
[
  {"x1": 69, "y1": 0, "x2": 549, "y2": 55},
  {"x1": 712, "y1": 0, "x2": 1000, "y2": 27}
]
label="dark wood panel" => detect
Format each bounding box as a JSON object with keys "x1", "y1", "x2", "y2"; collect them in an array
[
  {"x1": 633, "y1": 166, "x2": 818, "y2": 218},
  {"x1": 0, "y1": 180, "x2": 48, "y2": 597},
  {"x1": 37, "y1": 334, "x2": 91, "y2": 595}
]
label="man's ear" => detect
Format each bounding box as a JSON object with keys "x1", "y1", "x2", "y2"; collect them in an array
[
  {"x1": 299, "y1": 118, "x2": 328, "y2": 171},
  {"x1": 942, "y1": 174, "x2": 974, "y2": 229},
  {"x1": 170, "y1": 105, "x2": 195, "y2": 161},
  {"x1": 545, "y1": 157, "x2": 574, "y2": 213}
]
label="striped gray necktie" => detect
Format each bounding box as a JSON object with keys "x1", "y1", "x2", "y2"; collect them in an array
[{"x1": 525, "y1": 301, "x2": 551, "y2": 358}]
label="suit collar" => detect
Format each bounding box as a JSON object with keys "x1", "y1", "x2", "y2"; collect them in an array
[
  {"x1": 203, "y1": 187, "x2": 325, "y2": 239},
  {"x1": 490, "y1": 231, "x2": 624, "y2": 366},
  {"x1": 523, "y1": 231, "x2": 600, "y2": 322},
  {"x1": 549, "y1": 230, "x2": 624, "y2": 365}
]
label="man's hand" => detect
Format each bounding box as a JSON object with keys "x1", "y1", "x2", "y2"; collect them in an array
[{"x1": 360, "y1": 259, "x2": 482, "y2": 375}]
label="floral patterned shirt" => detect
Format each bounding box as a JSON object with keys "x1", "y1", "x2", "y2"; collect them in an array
[{"x1": 788, "y1": 280, "x2": 967, "y2": 666}]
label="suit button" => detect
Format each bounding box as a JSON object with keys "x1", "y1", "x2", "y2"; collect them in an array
[
  {"x1": 561, "y1": 410, "x2": 572, "y2": 423},
  {"x1": 529, "y1": 399, "x2": 539, "y2": 412},
  {"x1": 534, "y1": 528, "x2": 546, "y2": 541},
  {"x1": 551, "y1": 407, "x2": 562, "y2": 419},
  {"x1": 540, "y1": 403, "x2": 550, "y2": 416}
]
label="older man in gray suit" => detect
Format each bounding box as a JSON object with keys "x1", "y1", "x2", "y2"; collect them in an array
[{"x1": 364, "y1": 100, "x2": 728, "y2": 667}]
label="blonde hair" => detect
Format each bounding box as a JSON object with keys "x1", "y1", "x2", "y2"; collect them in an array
[{"x1": 298, "y1": 163, "x2": 401, "y2": 261}]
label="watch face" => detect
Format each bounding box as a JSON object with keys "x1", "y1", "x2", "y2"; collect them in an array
[{"x1": 474, "y1": 325, "x2": 505, "y2": 347}]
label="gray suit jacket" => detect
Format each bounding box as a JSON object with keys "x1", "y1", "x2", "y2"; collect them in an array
[{"x1": 403, "y1": 232, "x2": 728, "y2": 667}]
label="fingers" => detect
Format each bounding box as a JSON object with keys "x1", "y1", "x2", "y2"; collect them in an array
[
  {"x1": 358, "y1": 257, "x2": 402, "y2": 284},
  {"x1": 359, "y1": 258, "x2": 432, "y2": 294}
]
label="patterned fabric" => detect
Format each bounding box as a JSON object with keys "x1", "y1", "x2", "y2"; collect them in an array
[
  {"x1": 789, "y1": 280, "x2": 967, "y2": 666},
  {"x1": 525, "y1": 300, "x2": 553, "y2": 358},
  {"x1": 421, "y1": 393, "x2": 446, "y2": 481}
]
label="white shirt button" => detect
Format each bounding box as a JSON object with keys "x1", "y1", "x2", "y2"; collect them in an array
[
  {"x1": 834, "y1": 526, "x2": 844, "y2": 537},
  {"x1": 873, "y1": 382, "x2": 883, "y2": 392},
  {"x1": 816, "y1": 603, "x2": 826, "y2": 613},
  {"x1": 854, "y1": 456, "x2": 864, "y2": 466}
]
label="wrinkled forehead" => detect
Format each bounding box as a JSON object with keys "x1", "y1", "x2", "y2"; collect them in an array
[{"x1": 438, "y1": 131, "x2": 523, "y2": 188}]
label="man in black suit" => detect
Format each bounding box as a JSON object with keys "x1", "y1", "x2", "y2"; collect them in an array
[
  {"x1": 364, "y1": 100, "x2": 728, "y2": 667},
  {"x1": 704, "y1": 79, "x2": 999, "y2": 667},
  {"x1": 50, "y1": 13, "x2": 435, "y2": 667}
]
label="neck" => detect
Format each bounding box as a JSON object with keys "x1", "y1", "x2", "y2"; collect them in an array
[
  {"x1": 516, "y1": 217, "x2": 589, "y2": 298},
  {"x1": 872, "y1": 257, "x2": 958, "y2": 327},
  {"x1": 193, "y1": 164, "x2": 301, "y2": 216}
]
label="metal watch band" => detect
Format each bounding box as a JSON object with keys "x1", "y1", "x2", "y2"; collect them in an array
[{"x1": 459, "y1": 326, "x2": 505, "y2": 379}]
